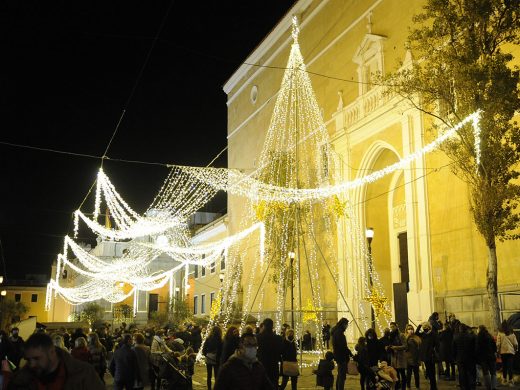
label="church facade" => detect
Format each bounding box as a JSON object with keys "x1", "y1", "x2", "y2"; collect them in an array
[{"x1": 224, "y1": 0, "x2": 520, "y2": 333}]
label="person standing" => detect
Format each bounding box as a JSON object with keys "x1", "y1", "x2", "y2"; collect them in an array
[
  {"x1": 322, "y1": 322, "x2": 331, "y2": 349},
  {"x1": 8, "y1": 328, "x2": 24, "y2": 370},
  {"x1": 496, "y1": 320, "x2": 518, "y2": 387},
  {"x1": 71, "y1": 337, "x2": 91, "y2": 363},
  {"x1": 110, "y1": 334, "x2": 141, "y2": 390},
  {"x1": 257, "y1": 318, "x2": 283, "y2": 389},
  {"x1": 220, "y1": 326, "x2": 240, "y2": 367},
  {"x1": 404, "y1": 324, "x2": 421, "y2": 390},
  {"x1": 438, "y1": 322, "x2": 456, "y2": 380},
  {"x1": 387, "y1": 322, "x2": 407, "y2": 390},
  {"x1": 331, "y1": 317, "x2": 352, "y2": 390},
  {"x1": 202, "y1": 325, "x2": 223, "y2": 390},
  {"x1": 453, "y1": 323, "x2": 477, "y2": 390},
  {"x1": 417, "y1": 322, "x2": 439, "y2": 390},
  {"x1": 8, "y1": 333, "x2": 104, "y2": 389},
  {"x1": 280, "y1": 329, "x2": 298, "y2": 390},
  {"x1": 88, "y1": 332, "x2": 107, "y2": 383},
  {"x1": 354, "y1": 337, "x2": 373, "y2": 390},
  {"x1": 476, "y1": 325, "x2": 497, "y2": 390},
  {"x1": 214, "y1": 333, "x2": 274, "y2": 390},
  {"x1": 133, "y1": 333, "x2": 151, "y2": 390},
  {"x1": 365, "y1": 328, "x2": 384, "y2": 368}
]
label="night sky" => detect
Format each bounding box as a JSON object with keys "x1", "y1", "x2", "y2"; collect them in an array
[{"x1": 1, "y1": 1, "x2": 297, "y2": 280}]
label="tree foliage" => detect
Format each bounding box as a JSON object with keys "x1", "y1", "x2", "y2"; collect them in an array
[
  {"x1": 386, "y1": 0, "x2": 520, "y2": 330},
  {"x1": 80, "y1": 302, "x2": 104, "y2": 327},
  {"x1": 0, "y1": 299, "x2": 28, "y2": 330}
]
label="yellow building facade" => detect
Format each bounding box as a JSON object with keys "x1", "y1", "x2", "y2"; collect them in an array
[{"x1": 224, "y1": 0, "x2": 520, "y2": 334}]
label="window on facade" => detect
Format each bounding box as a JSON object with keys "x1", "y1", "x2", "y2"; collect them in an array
[
  {"x1": 194, "y1": 264, "x2": 199, "y2": 279},
  {"x1": 193, "y1": 296, "x2": 198, "y2": 315},
  {"x1": 14, "y1": 293, "x2": 21, "y2": 302},
  {"x1": 210, "y1": 261, "x2": 216, "y2": 274},
  {"x1": 220, "y1": 251, "x2": 226, "y2": 270},
  {"x1": 353, "y1": 34, "x2": 386, "y2": 97},
  {"x1": 201, "y1": 294, "x2": 206, "y2": 314},
  {"x1": 210, "y1": 292, "x2": 215, "y2": 307},
  {"x1": 31, "y1": 294, "x2": 38, "y2": 303},
  {"x1": 201, "y1": 265, "x2": 206, "y2": 277}
]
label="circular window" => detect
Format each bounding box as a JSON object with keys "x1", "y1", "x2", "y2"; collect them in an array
[{"x1": 250, "y1": 85, "x2": 258, "y2": 105}]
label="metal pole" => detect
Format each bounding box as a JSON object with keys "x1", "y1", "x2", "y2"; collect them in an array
[
  {"x1": 367, "y1": 241, "x2": 375, "y2": 329},
  {"x1": 291, "y1": 257, "x2": 294, "y2": 330}
]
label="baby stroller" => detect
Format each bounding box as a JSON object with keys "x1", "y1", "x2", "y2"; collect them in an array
[
  {"x1": 366, "y1": 363, "x2": 397, "y2": 390},
  {"x1": 155, "y1": 353, "x2": 192, "y2": 390}
]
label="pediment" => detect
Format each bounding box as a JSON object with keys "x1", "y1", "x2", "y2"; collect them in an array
[{"x1": 353, "y1": 33, "x2": 387, "y2": 64}]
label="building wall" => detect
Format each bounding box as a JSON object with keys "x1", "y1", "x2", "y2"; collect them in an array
[
  {"x1": 3, "y1": 285, "x2": 48, "y2": 323},
  {"x1": 191, "y1": 216, "x2": 228, "y2": 320}
]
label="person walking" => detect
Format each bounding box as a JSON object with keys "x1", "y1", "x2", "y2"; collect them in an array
[
  {"x1": 496, "y1": 320, "x2": 518, "y2": 387},
  {"x1": 220, "y1": 326, "x2": 240, "y2": 367},
  {"x1": 417, "y1": 322, "x2": 439, "y2": 390},
  {"x1": 202, "y1": 325, "x2": 223, "y2": 390},
  {"x1": 280, "y1": 329, "x2": 298, "y2": 390},
  {"x1": 257, "y1": 318, "x2": 283, "y2": 389},
  {"x1": 475, "y1": 325, "x2": 497, "y2": 390},
  {"x1": 110, "y1": 334, "x2": 141, "y2": 390},
  {"x1": 88, "y1": 332, "x2": 107, "y2": 383},
  {"x1": 404, "y1": 324, "x2": 421, "y2": 390},
  {"x1": 387, "y1": 322, "x2": 407, "y2": 390},
  {"x1": 214, "y1": 332, "x2": 274, "y2": 390},
  {"x1": 133, "y1": 333, "x2": 151, "y2": 390},
  {"x1": 331, "y1": 317, "x2": 352, "y2": 390}
]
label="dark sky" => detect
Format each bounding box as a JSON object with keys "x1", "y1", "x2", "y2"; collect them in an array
[{"x1": 0, "y1": 1, "x2": 297, "y2": 279}]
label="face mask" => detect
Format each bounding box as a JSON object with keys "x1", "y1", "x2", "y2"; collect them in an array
[
  {"x1": 407, "y1": 330, "x2": 413, "y2": 334},
  {"x1": 243, "y1": 346, "x2": 257, "y2": 360}
]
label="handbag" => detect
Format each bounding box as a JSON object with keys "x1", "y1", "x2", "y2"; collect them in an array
[
  {"x1": 205, "y1": 352, "x2": 217, "y2": 365},
  {"x1": 347, "y1": 360, "x2": 359, "y2": 375},
  {"x1": 282, "y1": 360, "x2": 299, "y2": 377}
]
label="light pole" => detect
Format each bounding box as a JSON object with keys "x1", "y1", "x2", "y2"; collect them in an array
[
  {"x1": 365, "y1": 227, "x2": 375, "y2": 329},
  {"x1": 288, "y1": 251, "x2": 296, "y2": 330}
]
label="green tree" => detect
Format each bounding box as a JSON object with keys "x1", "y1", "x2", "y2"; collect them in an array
[
  {"x1": 0, "y1": 299, "x2": 28, "y2": 330},
  {"x1": 80, "y1": 302, "x2": 104, "y2": 327},
  {"x1": 387, "y1": 0, "x2": 520, "y2": 330},
  {"x1": 168, "y1": 296, "x2": 192, "y2": 328}
]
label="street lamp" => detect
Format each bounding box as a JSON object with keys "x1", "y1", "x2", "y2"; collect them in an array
[
  {"x1": 0, "y1": 290, "x2": 6, "y2": 296},
  {"x1": 219, "y1": 272, "x2": 225, "y2": 284},
  {"x1": 0, "y1": 276, "x2": 3, "y2": 284},
  {"x1": 288, "y1": 251, "x2": 296, "y2": 329},
  {"x1": 365, "y1": 227, "x2": 375, "y2": 329}
]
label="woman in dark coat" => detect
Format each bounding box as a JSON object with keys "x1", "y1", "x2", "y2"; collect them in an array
[
  {"x1": 476, "y1": 325, "x2": 497, "y2": 390},
  {"x1": 219, "y1": 326, "x2": 239, "y2": 367},
  {"x1": 355, "y1": 337, "x2": 375, "y2": 390},
  {"x1": 438, "y1": 322, "x2": 455, "y2": 380},
  {"x1": 202, "y1": 325, "x2": 223, "y2": 390},
  {"x1": 365, "y1": 328, "x2": 384, "y2": 367},
  {"x1": 280, "y1": 329, "x2": 298, "y2": 390}
]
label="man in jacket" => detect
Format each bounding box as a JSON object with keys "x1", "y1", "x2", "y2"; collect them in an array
[
  {"x1": 256, "y1": 318, "x2": 283, "y2": 388},
  {"x1": 215, "y1": 333, "x2": 274, "y2": 390},
  {"x1": 7, "y1": 332, "x2": 104, "y2": 390},
  {"x1": 331, "y1": 317, "x2": 352, "y2": 390},
  {"x1": 417, "y1": 322, "x2": 439, "y2": 390},
  {"x1": 110, "y1": 334, "x2": 141, "y2": 390},
  {"x1": 453, "y1": 323, "x2": 477, "y2": 390}
]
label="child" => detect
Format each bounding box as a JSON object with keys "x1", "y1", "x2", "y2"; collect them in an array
[
  {"x1": 314, "y1": 351, "x2": 335, "y2": 390},
  {"x1": 355, "y1": 336, "x2": 374, "y2": 390}
]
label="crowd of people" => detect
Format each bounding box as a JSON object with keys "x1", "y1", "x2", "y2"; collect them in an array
[{"x1": 0, "y1": 313, "x2": 518, "y2": 390}]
